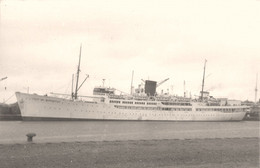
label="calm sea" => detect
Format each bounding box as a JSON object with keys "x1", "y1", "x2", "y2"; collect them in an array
[{"x1": 0, "y1": 121, "x2": 259, "y2": 144}]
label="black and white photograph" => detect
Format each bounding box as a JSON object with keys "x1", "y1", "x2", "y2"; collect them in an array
[{"x1": 0, "y1": 0, "x2": 259, "y2": 167}]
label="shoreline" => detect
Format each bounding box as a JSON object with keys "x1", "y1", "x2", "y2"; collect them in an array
[
  {"x1": 1, "y1": 120, "x2": 259, "y2": 145},
  {"x1": 1, "y1": 137, "x2": 259, "y2": 168},
  {"x1": 0, "y1": 136, "x2": 259, "y2": 145}
]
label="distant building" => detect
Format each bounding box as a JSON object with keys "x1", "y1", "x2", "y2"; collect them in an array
[
  {"x1": 217, "y1": 98, "x2": 241, "y2": 106},
  {"x1": 241, "y1": 100, "x2": 254, "y2": 106},
  {"x1": 227, "y1": 100, "x2": 241, "y2": 106},
  {"x1": 200, "y1": 91, "x2": 209, "y2": 99},
  {"x1": 217, "y1": 98, "x2": 228, "y2": 106}
]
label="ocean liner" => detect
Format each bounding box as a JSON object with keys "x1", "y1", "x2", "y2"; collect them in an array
[{"x1": 15, "y1": 47, "x2": 247, "y2": 121}]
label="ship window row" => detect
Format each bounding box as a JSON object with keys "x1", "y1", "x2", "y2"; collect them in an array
[
  {"x1": 25, "y1": 97, "x2": 60, "y2": 103},
  {"x1": 135, "y1": 102, "x2": 145, "y2": 105},
  {"x1": 94, "y1": 92, "x2": 106, "y2": 95},
  {"x1": 106, "y1": 112, "x2": 218, "y2": 117},
  {"x1": 109, "y1": 100, "x2": 121, "y2": 104},
  {"x1": 110, "y1": 101, "x2": 147, "y2": 105},
  {"x1": 196, "y1": 108, "x2": 229, "y2": 111},
  {"x1": 161, "y1": 102, "x2": 191, "y2": 106},
  {"x1": 115, "y1": 105, "x2": 157, "y2": 110},
  {"x1": 122, "y1": 101, "x2": 133, "y2": 104},
  {"x1": 114, "y1": 105, "x2": 192, "y2": 111},
  {"x1": 196, "y1": 108, "x2": 245, "y2": 112},
  {"x1": 147, "y1": 102, "x2": 157, "y2": 105},
  {"x1": 44, "y1": 106, "x2": 62, "y2": 110},
  {"x1": 164, "y1": 108, "x2": 192, "y2": 111}
]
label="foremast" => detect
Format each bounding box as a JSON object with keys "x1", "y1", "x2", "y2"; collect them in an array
[
  {"x1": 72, "y1": 44, "x2": 88, "y2": 100},
  {"x1": 74, "y1": 44, "x2": 82, "y2": 100}
]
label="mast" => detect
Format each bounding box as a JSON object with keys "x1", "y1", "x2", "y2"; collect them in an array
[
  {"x1": 184, "y1": 80, "x2": 186, "y2": 98},
  {"x1": 74, "y1": 44, "x2": 82, "y2": 100},
  {"x1": 71, "y1": 74, "x2": 74, "y2": 99},
  {"x1": 130, "y1": 70, "x2": 134, "y2": 95},
  {"x1": 201, "y1": 59, "x2": 207, "y2": 101},
  {"x1": 255, "y1": 73, "x2": 258, "y2": 103},
  {"x1": 102, "y1": 79, "x2": 105, "y2": 87}
]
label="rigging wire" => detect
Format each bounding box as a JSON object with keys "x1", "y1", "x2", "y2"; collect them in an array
[{"x1": 3, "y1": 94, "x2": 15, "y2": 104}]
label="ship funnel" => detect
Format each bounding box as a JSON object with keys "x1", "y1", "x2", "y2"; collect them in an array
[{"x1": 145, "y1": 80, "x2": 157, "y2": 96}]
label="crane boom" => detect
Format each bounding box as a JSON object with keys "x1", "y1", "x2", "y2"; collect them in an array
[
  {"x1": 156, "y1": 78, "x2": 169, "y2": 87},
  {"x1": 0, "y1": 77, "x2": 7, "y2": 82}
]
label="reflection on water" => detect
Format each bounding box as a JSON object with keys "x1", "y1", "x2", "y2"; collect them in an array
[{"x1": 0, "y1": 121, "x2": 259, "y2": 144}]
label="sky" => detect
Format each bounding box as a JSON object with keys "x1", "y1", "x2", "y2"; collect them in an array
[{"x1": 0, "y1": 0, "x2": 260, "y2": 103}]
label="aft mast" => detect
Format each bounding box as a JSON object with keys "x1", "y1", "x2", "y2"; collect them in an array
[
  {"x1": 74, "y1": 44, "x2": 82, "y2": 100},
  {"x1": 201, "y1": 59, "x2": 207, "y2": 101},
  {"x1": 71, "y1": 74, "x2": 74, "y2": 99},
  {"x1": 255, "y1": 73, "x2": 258, "y2": 103},
  {"x1": 130, "y1": 70, "x2": 134, "y2": 95}
]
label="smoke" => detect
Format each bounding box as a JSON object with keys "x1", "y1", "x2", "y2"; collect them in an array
[{"x1": 206, "y1": 83, "x2": 223, "y2": 92}]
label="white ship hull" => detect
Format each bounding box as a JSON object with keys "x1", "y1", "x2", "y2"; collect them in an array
[{"x1": 16, "y1": 92, "x2": 247, "y2": 121}]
